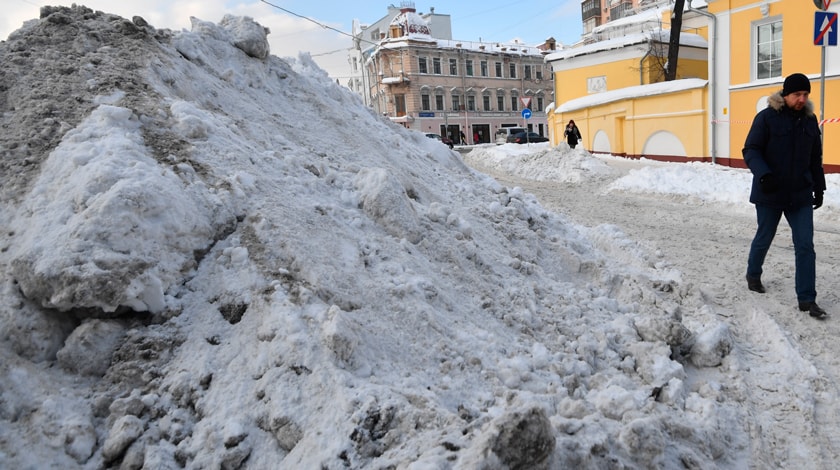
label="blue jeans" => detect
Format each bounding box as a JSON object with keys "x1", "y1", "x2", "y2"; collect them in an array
[{"x1": 747, "y1": 203, "x2": 816, "y2": 302}]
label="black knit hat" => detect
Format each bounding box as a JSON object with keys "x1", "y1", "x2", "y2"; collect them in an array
[{"x1": 782, "y1": 73, "x2": 811, "y2": 96}]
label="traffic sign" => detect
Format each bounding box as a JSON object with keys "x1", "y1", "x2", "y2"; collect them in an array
[
  {"x1": 521, "y1": 108, "x2": 532, "y2": 119},
  {"x1": 814, "y1": 0, "x2": 831, "y2": 10},
  {"x1": 815, "y1": 11, "x2": 838, "y2": 46}
]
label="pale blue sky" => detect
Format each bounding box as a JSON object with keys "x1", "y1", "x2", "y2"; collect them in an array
[{"x1": 4, "y1": 0, "x2": 583, "y2": 80}]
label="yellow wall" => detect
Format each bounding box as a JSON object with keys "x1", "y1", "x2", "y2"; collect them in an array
[
  {"x1": 550, "y1": 86, "x2": 708, "y2": 160},
  {"x1": 554, "y1": 55, "x2": 708, "y2": 106},
  {"x1": 718, "y1": 0, "x2": 839, "y2": 167}
]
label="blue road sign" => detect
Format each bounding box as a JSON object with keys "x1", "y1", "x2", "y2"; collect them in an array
[
  {"x1": 815, "y1": 11, "x2": 838, "y2": 46},
  {"x1": 521, "y1": 108, "x2": 532, "y2": 119}
]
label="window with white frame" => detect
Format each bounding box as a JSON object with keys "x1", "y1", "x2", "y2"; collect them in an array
[
  {"x1": 433, "y1": 57, "x2": 441, "y2": 74},
  {"x1": 509, "y1": 63, "x2": 517, "y2": 79},
  {"x1": 480, "y1": 61, "x2": 488, "y2": 77},
  {"x1": 497, "y1": 93, "x2": 505, "y2": 111},
  {"x1": 483, "y1": 94, "x2": 491, "y2": 110},
  {"x1": 495, "y1": 62, "x2": 503, "y2": 77},
  {"x1": 452, "y1": 93, "x2": 461, "y2": 111},
  {"x1": 421, "y1": 93, "x2": 431, "y2": 111},
  {"x1": 418, "y1": 57, "x2": 428, "y2": 74},
  {"x1": 755, "y1": 19, "x2": 782, "y2": 80},
  {"x1": 435, "y1": 93, "x2": 444, "y2": 111},
  {"x1": 449, "y1": 58, "x2": 458, "y2": 75},
  {"x1": 466, "y1": 60, "x2": 474, "y2": 76}
]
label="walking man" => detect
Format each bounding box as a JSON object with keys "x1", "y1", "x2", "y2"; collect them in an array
[{"x1": 743, "y1": 73, "x2": 827, "y2": 318}]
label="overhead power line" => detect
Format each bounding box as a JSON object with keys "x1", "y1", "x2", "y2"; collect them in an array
[{"x1": 259, "y1": 0, "x2": 354, "y2": 40}]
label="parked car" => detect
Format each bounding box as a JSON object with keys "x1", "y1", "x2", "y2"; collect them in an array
[
  {"x1": 494, "y1": 127, "x2": 527, "y2": 144},
  {"x1": 507, "y1": 131, "x2": 549, "y2": 144},
  {"x1": 425, "y1": 133, "x2": 454, "y2": 149}
]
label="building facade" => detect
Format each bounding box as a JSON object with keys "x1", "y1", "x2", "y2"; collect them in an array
[
  {"x1": 558, "y1": 0, "x2": 840, "y2": 170},
  {"x1": 349, "y1": 3, "x2": 555, "y2": 144}
]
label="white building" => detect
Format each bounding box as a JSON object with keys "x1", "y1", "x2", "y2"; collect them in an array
[{"x1": 348, "y1": 2, "x2": 557, "y2": 144}]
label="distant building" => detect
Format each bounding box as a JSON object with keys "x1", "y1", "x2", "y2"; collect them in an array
[
  {"x1": 348, "y1": 2, "x2": 556, "y2": 144},
  {"x1": 581, "y1": 0, "x2": 665, "y2": 38}
]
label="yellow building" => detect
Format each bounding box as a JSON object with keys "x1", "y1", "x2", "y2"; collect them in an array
[
  {"x1": 711, "y1": 0, "x2": 840, "y2": 171},
  {"x1": 546, "y1": 6, "x2": 711, "y2": 162},
  {"x1": 547, "y1": 0, "x2": 840, "y2": 171}
]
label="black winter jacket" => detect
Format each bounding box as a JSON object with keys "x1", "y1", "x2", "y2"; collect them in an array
[{"x1": 742, "y1": 92, "x2": 825, "y2": 209}]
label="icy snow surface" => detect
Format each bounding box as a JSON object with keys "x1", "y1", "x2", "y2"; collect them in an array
[{"x1": 3, "y1": 5, "x2": 840, "y2": 469}]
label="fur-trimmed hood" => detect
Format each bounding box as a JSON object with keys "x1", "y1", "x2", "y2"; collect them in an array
[{"x1": 767, "y1": 91, "x2": 816, "y2": 116}]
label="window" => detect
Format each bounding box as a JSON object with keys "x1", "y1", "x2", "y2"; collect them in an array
[
  {"x1": 418, "y1": 57, "x2": 428, "y2": 74},
  {"x1": 497, "y1": 94, "x2": 505, "y2": 111},
  {"x1": 449, "y1": 58, "x2": 458, "y2": 75},
  {"x1": 452, "y1": 94, "x2": 461, "y2": 111},
  {"x1": 483, "y1": 95, "x2": 491, "y2": 111},
  {"x1": 433, "y1": 57, "x2": 441, "y2": 74},
  {"x1": 466, "y1": 60, "x2": 474, "y2": 76},
  {"x1": 495, "y1": 62, "x2": 503, "y2": 77},
  {"x1": 536, "y1": 69, "x2": 543, "y2": 80},
  {"x1": 510, "y1": 94, "x2": 519, "y2": 111},
  {"x1": 524, "y1": 65, "x2": 532, "y2": 80},
  {"x1": 435, "y1": 94, "x2": 444, "y2": 111},
  {"x1": 467, "y1": 95, "x2": 476, "y2": 111},
  {"x1": 421, "y1": 93, "x2": 431, "y2": 111},
  {"x1": 480, "y1": 61, "x2": 488, "y2": 77},
  {"x1": 755, "y1": 20, "x2": 782, "y2": 80},
  {"x1": 395, "y1": 94, "x2": 406, "y2": 116},
  {"x1": 537, "y1": 97, "x2": 544, "y2": 111},
  {"x1": 509, "y1": 63, "x2": 517, "y2": 79}
]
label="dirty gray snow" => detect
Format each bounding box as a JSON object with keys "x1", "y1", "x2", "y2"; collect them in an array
[{"x1": 1, "y1": 5, "x2": 838, "y2": 469}]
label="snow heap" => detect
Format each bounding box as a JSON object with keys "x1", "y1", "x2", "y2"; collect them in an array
[{"x1": 0, "y1": 5, "x2": 743, "y2": 469}]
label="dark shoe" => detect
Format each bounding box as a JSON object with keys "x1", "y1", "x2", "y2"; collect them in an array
[
  {"x1": 746, "y1": 275, "x2": 765, "y2": 293},
  {"x1": 798, "y1": 301, "x2": 828, "y2": 318}
]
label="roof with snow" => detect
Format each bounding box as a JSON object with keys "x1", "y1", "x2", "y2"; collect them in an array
[
  {"x1": 556, "y1": 78, "x2": 708, "y2": 113},
  {"x1": 390, "y1": 9, "x2": 431, "y2": 37},
  {"x1": 545, "y1": 29, "x2": 708, "y2": 62}
]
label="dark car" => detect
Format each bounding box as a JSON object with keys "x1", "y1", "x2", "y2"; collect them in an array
[
  {"x1": 507, "y1": 131, "x2": 549, "y2": 144},
  {"x1": 425, "y1": 133, "x2": 454, "y2": 149}
]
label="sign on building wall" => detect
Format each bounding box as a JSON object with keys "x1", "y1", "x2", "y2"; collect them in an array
[{"x1": 588, "y1": 76, "x2": 607, "y2": 93}]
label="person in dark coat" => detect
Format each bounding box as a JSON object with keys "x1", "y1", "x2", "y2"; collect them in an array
[
  {"x1": 742, "y1": 72, "x2": 827, "y2": 318},
  {"x1": 564, "y1": 120, "x2": 582, "y2": 148}
]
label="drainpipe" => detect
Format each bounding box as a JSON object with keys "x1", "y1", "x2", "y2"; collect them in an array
[
  {"x1": 687, "y1": 0, "x2": 717, "y2": 164},
  {"x1": 640, "y1": 47, "x2": 651, "y2": 85}
]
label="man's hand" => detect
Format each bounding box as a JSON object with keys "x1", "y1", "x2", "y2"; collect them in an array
[{"x1": 814, "y1": 191, "x2": 824, "y2": 210}]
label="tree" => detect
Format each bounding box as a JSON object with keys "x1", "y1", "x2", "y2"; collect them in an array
[{"x1": 665, "y1": 0, "x2": 686, "y2": 81}]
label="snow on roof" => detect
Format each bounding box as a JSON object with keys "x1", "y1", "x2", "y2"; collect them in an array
[
  {"x1": 381, "y1": 76, "x2": 408, "y2": 84},
  {"x1": 556, "y1": 78, "x2": 707, "y2": 113},
  {"x1": 592, "y1": 0, "x2": 709, "y2": 34},
  {"x1": 592, "y1": 6, "x2": 669, "y2": 34},
  {"x1": 545, "y1": 29, "x2": 707, "y2": 62},
  {"x1": 390, "y1": 9, "x2": 432, "y2": 37}
]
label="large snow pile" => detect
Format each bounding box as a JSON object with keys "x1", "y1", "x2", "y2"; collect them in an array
[{"x1": 0, "y1": 6, "x2": 744, "y2": 469}]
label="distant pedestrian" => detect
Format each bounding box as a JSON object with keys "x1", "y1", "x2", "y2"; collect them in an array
[
  {"x1": 460, "y1": 131, "x2": 466, "y2": 145},
  {"x1": 742, "y1": 72, "x2": 827, "y2": 318},
  {"x1": 564, "y1": 120, "x2": 582, "y2": 149},
  {"x1": 473, "y1": 131, "x2": 479, "y2": 144}
]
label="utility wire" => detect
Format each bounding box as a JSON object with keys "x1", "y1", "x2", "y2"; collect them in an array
[{"x1": 259, "y1": 0, "x2": 375, "y2": 45}]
